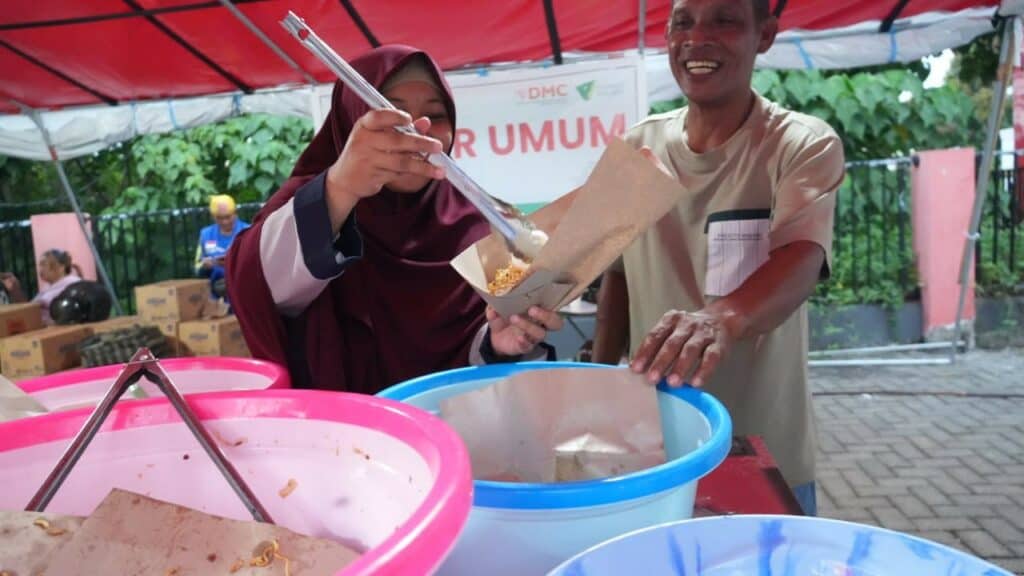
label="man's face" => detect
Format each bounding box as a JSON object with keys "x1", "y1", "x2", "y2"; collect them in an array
[
  {"x1": 666, "y1": 0, "x2": 776, "y2": 107},
  {"x1": 215, "y1": 211, "x2": 236, "y2": 232}
]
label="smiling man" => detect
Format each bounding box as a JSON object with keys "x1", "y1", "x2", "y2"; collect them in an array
[{"x1": 592, "y1": 0, "x2": 845, "y2": 515}]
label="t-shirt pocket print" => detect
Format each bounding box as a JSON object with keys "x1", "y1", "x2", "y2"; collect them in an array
[{"x1": 704, "y1": 209, "x2": 771, "y2": 297}]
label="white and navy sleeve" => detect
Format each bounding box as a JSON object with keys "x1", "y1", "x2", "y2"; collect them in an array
[{"x1": 259, "y1": 172, "x2": 363, "y2": 317}]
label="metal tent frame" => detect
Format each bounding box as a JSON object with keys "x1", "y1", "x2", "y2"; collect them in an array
[{"x1": 3, "y1": 2, "x2": 1019, "y2": 364}]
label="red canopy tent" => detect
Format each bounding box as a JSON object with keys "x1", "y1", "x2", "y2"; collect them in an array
[
  {"x1": 1, "y1": 0, "x2": 1021, "y2": 114},
  {"x1": 1, "y1": 0, "x2": 1020, "y2": 355}
]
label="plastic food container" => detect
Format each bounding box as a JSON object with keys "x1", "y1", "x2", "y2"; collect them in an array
[
  {"x1": 17, "y1": 357, "x2": 290, "y2": 412},
  {"x1": 378, "y1": 362, "x2": 732, "y2": 575},
  {"x1": 0, "y1": 389, "x2": 474, "y2": 575},
  {"x1": 548, "y1": 515, "x2": 1014, "y2": 576}
]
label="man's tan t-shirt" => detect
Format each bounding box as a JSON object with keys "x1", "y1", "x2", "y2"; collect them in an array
[{"x1": 618, "y1": 93, "x2": 845, "y2": 487}]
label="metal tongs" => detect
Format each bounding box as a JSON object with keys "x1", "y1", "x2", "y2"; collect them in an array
[
  {"x1": 25, "y1": 348, "x2": 272, "y2": 524},
  {"x1": 281, "y1": 11, "x2": 546, "y2": 261}
]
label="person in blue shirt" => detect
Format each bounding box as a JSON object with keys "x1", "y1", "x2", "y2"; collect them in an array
[{"x1": 196, "y1": 194, "x2": 249, "y2": 300}]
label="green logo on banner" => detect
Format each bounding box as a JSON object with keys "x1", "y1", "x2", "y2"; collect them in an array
[{"x1": 576, "y1": 80, "x2": 596, "y2": 101}]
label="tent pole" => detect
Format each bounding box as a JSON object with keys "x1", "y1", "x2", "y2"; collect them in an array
[
  {"x1": 20, "y1": 104, "x2": 124, "y2": 316},
  {"x1": 638, "y1": 0, "x2": 647, "y2": 56},
  {"x1": 218, "y1": 0, "x2": 317, "y2": 84},
  {"x1": 950, "y1": 17, "x2": 1015, "y2": 362}
]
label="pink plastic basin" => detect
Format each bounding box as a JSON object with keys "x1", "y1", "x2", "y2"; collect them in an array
[
  {"x1": 17, "y1": 357, "x2": 290, "y2": 412},
  {"x1": 0, "y1": 390, "x2": 474, "y2": 575}
]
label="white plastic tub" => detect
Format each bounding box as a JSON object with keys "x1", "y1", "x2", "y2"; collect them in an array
[
  {"x1": 548, "y1": 515, "x2": 1013, "y2": 575},
  {"x1": 378, "y1": 362, "x2": 732, "y2": 576},
  {"x1": 17, "y1": 357, "x2": 289, "y2": 412}
]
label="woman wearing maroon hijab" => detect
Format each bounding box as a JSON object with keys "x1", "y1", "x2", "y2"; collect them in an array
[{"x1": 226, "y1": 45, "x2": 562, "y2": 393}]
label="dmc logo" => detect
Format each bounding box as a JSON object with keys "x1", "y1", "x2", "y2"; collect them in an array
[
  {"x1": 516, "y1": 84, "x2": 570, "y2": 100},
  {"x1": 576, "y1": 80, "x2": 596, "y2": 101}
]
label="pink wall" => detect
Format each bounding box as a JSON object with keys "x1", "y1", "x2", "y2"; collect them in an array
[
  {"x1": 29, "y1": 213, "x2": 97, "y2": 288},
  {"x1": 911, "y1": 148, "x2": 975, "y2": 333}
]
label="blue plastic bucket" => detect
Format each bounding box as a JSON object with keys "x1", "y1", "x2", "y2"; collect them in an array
[
  {"x1": 547, "y1": 515, "x2": 1013, "y2": 575},
  {"x1": 377, "y1": 362, "x2": 732, "y2": 576}
]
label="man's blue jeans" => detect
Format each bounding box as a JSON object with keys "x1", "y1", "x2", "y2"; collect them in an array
[{"x1": 793, "y1": 482, "x2": 817, "y2": 516}]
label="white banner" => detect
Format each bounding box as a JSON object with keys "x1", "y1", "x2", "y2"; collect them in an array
[
  {"x1": 447, "y1": 58, "x2": 647, "y2": 206},
  {"x1": 313, "y1": 58, "x2": 647, "y2": 206}
]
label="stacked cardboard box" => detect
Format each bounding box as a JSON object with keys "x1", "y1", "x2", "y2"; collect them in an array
[
  {"x1": 0, "y1": 303, "x2": 45, "y2": 375},
  {"x1": 133, "y1": 280, "x2": 208, "y2": 357},
  {"x1": 85, "y1": 315, "x2": 147, "y2": 335},
  {"x1": 0, "y1": 325, "x2": 93, "y2": 380},
  {"x1": 178, "y1": 315, "x2": 250, "y2": 358},
  {"x1": 0, "y1": 303, "x2": 43, "y2": 338}
]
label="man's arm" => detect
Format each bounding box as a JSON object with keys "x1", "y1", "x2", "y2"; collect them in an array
[
  {"x1": 592, "y1": 269, "x2": 630, "y2": 365},
  {"x1": 706, "y1": 241, "x2": 824, "y2": 341},
  {"x1": 631, "y1": 241, "x2": 823, "y2": 387},
  {"x1": 194, "y1": 242, "x2": 211, "y2": 277},
  {"x1": 631, "y1": 131, "x2": 845, "y2": 387}
]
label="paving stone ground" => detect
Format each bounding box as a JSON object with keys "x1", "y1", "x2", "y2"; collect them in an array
[{"x1": 810, "y1": 349, "x2": 1024, "y2": 574}]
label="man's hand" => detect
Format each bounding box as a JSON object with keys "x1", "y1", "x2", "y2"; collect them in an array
[
  {"x1": 630, "y1": 308, "x2": 742, "y2": 388},
  {"x1": 487, "y1": 306, "x2": 564, "y2": 357},
  {"x1": 630, "y1": 242, "x2": 826, "y2": 388},
  {"x1": 201, "y1": 257, "x2": 216, "y2": 270}
]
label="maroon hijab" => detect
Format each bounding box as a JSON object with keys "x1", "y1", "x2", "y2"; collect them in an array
[{"x1": 227, "y1": 45, "x2": 490, "y2": 394}]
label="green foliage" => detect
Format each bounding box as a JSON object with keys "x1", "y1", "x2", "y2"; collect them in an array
[
  {"x1": 951, "y1": 31, "x2": 1000, "y2": 90},
  {"x1": 646, "y1": 52, "x2": 1015, "y2": 305},
  {"x1": 814, "y1": 166, "x2": 920, "y2": 308},
  {"x1": 0, "y1": 114, "x2": 312, "y2": 221},
  {"x1": 976, "y1": 219, "x2": 1024, "y2": 298},
  {"x1": 111, "y1": 114, "x2": 312, "y2": 215},
  {"x1": 757, "y1": 69, "x2": 983, "y2": 160},
  {"x1": 0, "y1": 114, "x2": 312, "y2": 304}
]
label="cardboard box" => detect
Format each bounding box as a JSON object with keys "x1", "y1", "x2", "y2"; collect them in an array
[
  {"x1": 0, "y1": 303, "x2": 44, "y2": 338},
  {"x1": 134, "y1": 280, "x2": 208, "y2": 323},
  {"x1": 0, "y1": 326, "x2": 93, "y2": 380},
  {"x1": 153, "y1": 321, "x2": 184, "y2": 357},
  {"x1": 178, "y1": 316, "x2": 249, "y2": 358},
  {"x1": 85, "y1": 315, "x2": 151, "y2": 335}
]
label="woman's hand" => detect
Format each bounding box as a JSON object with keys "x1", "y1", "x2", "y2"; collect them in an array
[
  {"x1": 324, "y1": 110, "x2": 445, "y2": 231},
  {"x1": 0, "y1": 272, "x2": 26, "y2": 302},
  {"x1": 487, "y1": 306, "x2": 564, "y2": 357}
]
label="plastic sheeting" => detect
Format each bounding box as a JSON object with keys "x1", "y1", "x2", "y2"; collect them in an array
[{"x1": 2, "y1": 1, "x2": 1023, "y2": 160}]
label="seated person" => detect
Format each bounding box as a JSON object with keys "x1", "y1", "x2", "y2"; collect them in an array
[
  {"x1": 196, "y1": 194, "x2": 249, "y2": 300},
  {"x1": 1, "y1": 249, "x2": 84, "y2": 325}
]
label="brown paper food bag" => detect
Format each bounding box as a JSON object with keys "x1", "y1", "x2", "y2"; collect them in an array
[
  {"x1": 439, "y1": 367, "x2": 665, "y2": 483},
  {"x1": 42, "y1": 489, "x2": 360, "y2": 576},
  {"x1": 0, "y1": 510, "x2": 84, "y2": 575},
  {"x1": 451, "y1": 137, "x2": 683, "y2": 318}
]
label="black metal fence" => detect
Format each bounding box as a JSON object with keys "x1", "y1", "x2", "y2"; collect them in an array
[
  {"x1": 976, "y1": 155, "x2": 1024, "y2": 296},
  {"x1": 820, "y1": 157, "x2": 917, "y2": 307},
  {"x1": 0, "y1": 219, "x2": 38, "y2": 298},
  {"x1": 0, "y1": 204, "x2": 261, "y2": 313},
  {"x1": 2, "y1": 158, "x2": 1023, "y2": 309},
  {"x1": 91, "y1": 203, "x2": 262, "y2": 313}
]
